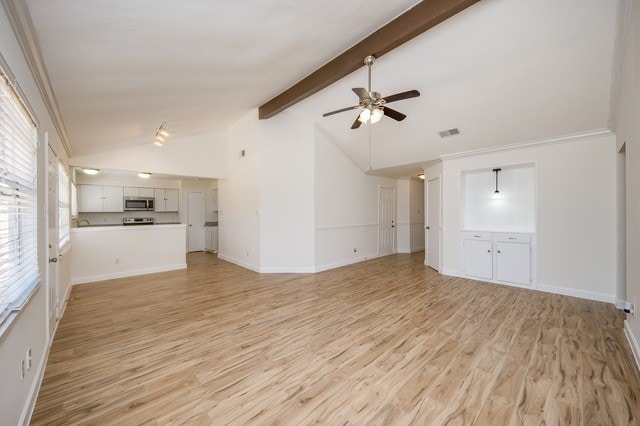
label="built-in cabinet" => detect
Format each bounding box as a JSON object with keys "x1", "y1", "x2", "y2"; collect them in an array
[
  {"x1": 155, "y1": 188, "x2": 179, "y2": 212},
  {"x1": 78, "y1": 184, "x2": 179, "y2": 213},
  {"x1": 462, "y1": 231, "x2": 534, "y2": 286},
  {"x1": 123, "y1": 186, "x2": 155, "y2": 197},
  {"x1": 78, "y1": 184, "x2": 124, "y2": 212},
  {"x1": 204, "y1": 226, "x2": 218, "y2": 253}
]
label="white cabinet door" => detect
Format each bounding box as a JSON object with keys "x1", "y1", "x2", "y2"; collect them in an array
[
  {"x1": 78, "y1": 184, "x2": 104, "y2": 212},
  {"x1": 139, "y1": 187, "x2": 155, "y2": 197},
  {"x1": 496, "y1": 242, "x2": 531, "y2": 285},
  {"x1": 164, "y1": 189, "x2": 179, "y2": 212},
  {"x1": 103, "y1": 186, "x2": 124, "y2": 212},
  {"x1": 123, "y1": 187, "x2": 139, "y2": 197},
  {"x1": 463, "y1": 240, "x2": 493, "y2": 280},
  {"x1": 154, "y1": 188, "x2": 165, "y2": 212},
  {"x1": 212, "y1": 189, "x2": 218, "y2": 211},
  {"x1": 211, "y1": 227, "x2": 218, "y2": 252}
]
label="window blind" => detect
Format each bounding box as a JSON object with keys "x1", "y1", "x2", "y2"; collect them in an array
[
  {"x1": 0, "y1": 73, "x2": 39, "y2": 325},
  {"x1": 58, "y1": 162, "x2": 70, "y2": 250}
]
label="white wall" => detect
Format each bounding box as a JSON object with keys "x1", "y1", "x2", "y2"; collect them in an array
[
  {"x1": 218, "y1": 111, "x2": 262, "y2": 271},
  {"x1": 315, "y1": 127, "x2": 397, "y2": 270},
  {"x1": 70, "y1": 225, "x2": 186, "y2": 284},
  {"x1": 0, "y1": 3, "x2": 69, "y2": 424},
  {"x1": 409, "y1": 178, "x2": 425, "y2": 252},
  {"x1": 259, "y1": 114, "x2": 315, "y2": 272},
  {"x1": 396, "y1": 178, "x2": 411, "y2": 253},
  {"x1": 70, "y1": 130, "x2": 228, "y2": 179},
  {"x1": 397, "y1": 177, "x2": 425, "y2": 253},
  {"x1": 613, "y1": 0, "x2": 640, "y2": 366},
  {"x1": 441, "y1": 134, "x2": 617, "y2": 301}
]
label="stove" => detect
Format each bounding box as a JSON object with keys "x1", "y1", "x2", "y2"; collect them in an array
[{"x1": 123, "y1": 217, "x2": 154, "y2": 226}]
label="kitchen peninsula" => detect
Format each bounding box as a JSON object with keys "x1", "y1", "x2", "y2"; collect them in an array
[{"x1": 70, "y1": 223, "x2": 186, "y2": 284}]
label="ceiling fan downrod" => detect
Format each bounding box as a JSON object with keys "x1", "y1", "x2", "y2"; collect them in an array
[{"x1": 364, "y1": 55, "x2": 375, "y2": 93}]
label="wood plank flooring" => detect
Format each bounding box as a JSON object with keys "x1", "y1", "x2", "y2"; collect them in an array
[{"x1": 31, "y1": 252, "x2": 640, "y2": 425}]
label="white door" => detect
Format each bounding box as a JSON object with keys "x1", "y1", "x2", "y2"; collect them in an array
[
  {"x1": 187, "y1": 191, "x2": 205, "y2": 252},
  {"x1": 426, "y1": 177, "x2": 440, "y2": 271},
  {"x1": 47, "y1": 143, "x2": 59, "y2": 339},
  {"x1": 378, "y1": 187, "x2": 395, "y2": 256}
]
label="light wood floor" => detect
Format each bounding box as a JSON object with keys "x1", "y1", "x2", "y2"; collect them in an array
[{"x1": 32, "y1": 252, "x2": 639, "y2": 425}]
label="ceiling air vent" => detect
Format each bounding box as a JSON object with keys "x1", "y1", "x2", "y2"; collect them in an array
[{"x1": 438, "y1": 128, "x2": 460, "y2": 138}]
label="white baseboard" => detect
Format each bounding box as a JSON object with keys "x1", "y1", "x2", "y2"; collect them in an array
[
  {"x1": 217, "y1": 254, "x2": 260, "y2": 273},
  {"x1": 624, "y1": 320, "x2": 640, "y2": 374},
  {"x1": 537, "y1": 283, "x2": 615, "y2": 303},
  {"x1": 71, "y1": 263, "x2": 187, "y2": 285},
  {"x1": 315, "y1": 253, "x2": 384, "y2": 273},
  {"x1": 259, "y1": 266, "x2": 316, "y2": 273},
  {"x1": 441, "y1": 269, "x2": 459, "y2": 277},
  {"x1": 410, "y1": 246, "x2": 425, "y2": 253}
]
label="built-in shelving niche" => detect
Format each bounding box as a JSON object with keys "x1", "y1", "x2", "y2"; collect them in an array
[{"x1": 460, "y1": 163, "x2": 536, "y2": 233}]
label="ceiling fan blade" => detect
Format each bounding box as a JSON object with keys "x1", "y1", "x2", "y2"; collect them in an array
[
  {"x1": 351, "y1": 116, "x2": 363, "y2": 129},
  {"x1": 382, "y1": 107, "x2": 406, "y2": 121},
  {"x1": 352, "y1": 87, "x2": 370, "y2": 100},
  {"x1": 322, "y1": 105, "x2": 361, "y2": 117},
  {"x1": 382, "y1": 90, "x2": 420, "y2": 104}
]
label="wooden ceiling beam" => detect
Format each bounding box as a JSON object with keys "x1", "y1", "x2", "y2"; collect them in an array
[{"x1": 258, "y1": 0, "x2": 481, "y2": 119}]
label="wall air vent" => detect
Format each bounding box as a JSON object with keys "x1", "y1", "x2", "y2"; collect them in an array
[{"x1": 438, "y1": 128, "x2": 460, "y2": 138}]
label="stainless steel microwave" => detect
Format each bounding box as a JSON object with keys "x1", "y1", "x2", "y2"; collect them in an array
[{"x1": 123, "y1": 197, "x2": 155, "y2": 211}]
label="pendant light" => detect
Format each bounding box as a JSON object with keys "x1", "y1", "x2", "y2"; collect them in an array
[{"x1": 492, "y1": 168, "x2": 502, "y2": 199}]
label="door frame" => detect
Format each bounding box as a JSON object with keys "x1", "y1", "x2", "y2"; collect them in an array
[
  {"x1": 186, "y1": 190, "x2": 205, "y2": 252},
  {"x1": 425, "y1": 175, "x2": 442, "y2": 272},
  {"x1": 377, "y1": 185, "x2": 396, "y2": 255}
]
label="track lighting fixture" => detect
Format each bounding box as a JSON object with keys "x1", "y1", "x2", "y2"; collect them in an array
[{"x1": 154, "y1": 122, "x2": 170, "y2": 146}]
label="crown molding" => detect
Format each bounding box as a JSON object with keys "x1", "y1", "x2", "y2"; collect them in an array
[
  {"x1": 1, "y1": 0, "x2": 73, "y2": 157},
  {"x1": 439, "y1": 129, "x2": 614, "y2": 161}
]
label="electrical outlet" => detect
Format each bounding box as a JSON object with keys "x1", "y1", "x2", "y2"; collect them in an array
[
  {"x1": 246, "y1": 251, "x2": 250, "y2": 257},
  {"x1": 20, "y1": 359, "x2": 25, "y2": 381},
  {"x1": 353, "y1": 247, "x2": 357, "y2": 252},
  {"x1": 26, "y1": 349, "x2": 32, "y2": 370},
  {"x1": 114, "y1": 258, "x2": 120, "y2": 265}
]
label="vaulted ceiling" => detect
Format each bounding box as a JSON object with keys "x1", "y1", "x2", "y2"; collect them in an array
[{"x1": 25, "y1": 0, "x2": 617, "y2": 174}]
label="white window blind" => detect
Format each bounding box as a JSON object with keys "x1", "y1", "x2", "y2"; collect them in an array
[
  {"x1": 58, "y1": 162, "x2": 70, "y2": 250},
  {"x1": 0, "y1": 73, "x2": 39, "y2": 326}
]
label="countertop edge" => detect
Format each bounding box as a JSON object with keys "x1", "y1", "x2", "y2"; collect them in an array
[{"x1": 72, "y1": 224, "x2": 186, "y2": 232}]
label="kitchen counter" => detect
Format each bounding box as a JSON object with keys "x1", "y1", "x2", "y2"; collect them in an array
[
  {"x1": 73, "y1": 223, "x2": 185, "y2": 232},
  {"x1": 71, "y1": 224, "x2": 186, "y2": 284}
]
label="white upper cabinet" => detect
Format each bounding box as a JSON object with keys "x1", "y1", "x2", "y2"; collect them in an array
[
  {"x1": 155, "y1": 188, "x2": 179, "y2": 212},
  {"x1": 124, "y1": 187, "x2": 156, "y2": 197},
  {"x1": 78, "y1": 184, "x2": 123, "y2": 212}
]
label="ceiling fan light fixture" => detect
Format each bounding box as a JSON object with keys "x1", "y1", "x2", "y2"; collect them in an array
[
  {"x1": 370, "y1": 108, "x2": 384, "y2": 124},
  {"x1": 358, "y1": 108, "x2": 371, "y2": 123}
]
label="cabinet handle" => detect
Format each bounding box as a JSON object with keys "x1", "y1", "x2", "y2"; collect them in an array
[
  {"x1": 497, "y1": 250, "x2": 501, "y2": 253},
  {"x1": 508, "y1": 237, "x2": 516, "y2": 240},
  {"x1": 474, "y1": 235, "x2": 481, "y2": 238},
  {"x1": 487, "y1": 250, "x2": 491, "y2": 253}
]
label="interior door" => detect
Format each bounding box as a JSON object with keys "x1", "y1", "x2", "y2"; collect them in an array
[
  {"x1": 378, "y1": 187, "x2": 395, "y2": 256},
  {"x1": 47, "y1": 143, "x2": 59, "y2": 339},
  {"x1": 187, "y1": 191, "x2": 205, "y2": 252},
  {"x1": 426, "y1": 177, "x2": 440, "y2": 271}
]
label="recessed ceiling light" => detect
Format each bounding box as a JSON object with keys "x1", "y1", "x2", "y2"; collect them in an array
[
  {"x1": 137, "y1": 172, "x2": 151, "y2": 179},
  {"x1": 82, "y1": 168, "x2": 99, "y2": 175}
]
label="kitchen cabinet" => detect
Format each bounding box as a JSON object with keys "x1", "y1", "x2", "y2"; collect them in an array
[
  {"x1": 212, "y1": 189, "x2": 218, "y2": 211},
  {"x1": 462, "y1": 231, "x2": 533, "y2": 286},
  {"x1": 204, "y1": 226, "x2": 218, "y2": 252},
  {"x1": 124, "y1": 187, "x2": 155, "y2": 197},
  {"x1": 155, "y1": 188, "x2": 179, "y2": 212},
  {"x1": 78, "y1": 184, "x2": 123, "y2": 212}
]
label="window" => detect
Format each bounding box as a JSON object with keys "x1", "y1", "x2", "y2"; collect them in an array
[
  {"x1": 58, "y1": 162, "x2": 70, "y2": 251},
  {"x1": 0, "y1": 72, "x2": 39, "y2": 326}
]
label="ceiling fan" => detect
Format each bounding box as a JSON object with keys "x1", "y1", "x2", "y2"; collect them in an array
[{"x1": 322, "y1": 55, "x2": 420, "y2": 129}]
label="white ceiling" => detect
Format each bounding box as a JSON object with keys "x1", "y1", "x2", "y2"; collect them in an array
[{"x1": 27, "y1": 0, "x2": 617, "y2": 174}]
